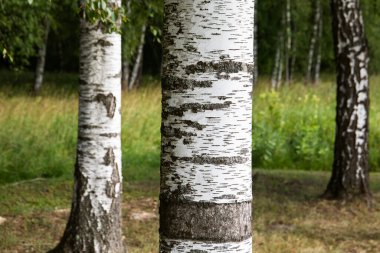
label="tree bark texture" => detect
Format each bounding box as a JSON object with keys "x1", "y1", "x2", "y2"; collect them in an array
[
  {"x1": 49, "y1": 1, "x2": 124, "y2": 252},
  {"x1": 324, "y1": 0, "x2": 370, "y2": 200},
  {"x1": 34, "y1": 18, "x2": 50, "y2": 95},
  {"x1": 160, "y1": 0, "x2": 253, "y2": 252}
]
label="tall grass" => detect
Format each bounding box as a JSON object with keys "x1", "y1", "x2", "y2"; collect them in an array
[{"x1": 0, "y1": 73, "x2": 379, "y2": 184}]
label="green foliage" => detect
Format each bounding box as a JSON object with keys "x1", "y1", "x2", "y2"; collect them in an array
[
  {"x1": 122, "y1": 0, "x2": 163, "y2": 62},
  {"x1": 80, "y1": 0, "x2": 126, "y2": 33},
  {"x1": 253, "y1": 86, "x2": 335, "y2": 170},
  {"x1": 0, "y1": 0, "x2": 48, "y2": 66}
]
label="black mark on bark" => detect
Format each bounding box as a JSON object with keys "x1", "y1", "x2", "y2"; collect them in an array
[
  {"x1": 104, "y1": 148, "x2": 116, "y2": 166},
  {"x1": 182, "y1": 120, "x2": 206, "y2": 130},
  {"x1": 185, "y1": 60, "x2": 254, "y2": 75},
  {"x1": 162, "y1": 76, "x2": 213, "y2": 91},
  {"x1": 95, "y1": 93, "x2": 116, "y2": 118},
  {"x1": 96, "y1": 38, "x2": 113, "y2": 47},
  {"x1": 174, "y1": 155, "x2": 248, "y2": 165}
]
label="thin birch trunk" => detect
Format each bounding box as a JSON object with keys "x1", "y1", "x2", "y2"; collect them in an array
[
  {"x1": 160, "y1": 0, "x2": 254, "y2": 252},
  {"x1": 128, "y1": 24, "x2": 146, "y2": 90},
  {"x1": 122, "y1": 59, "x2": 130, "y2": 90},
  {"x1": 49, "y1": 1, "x2": 124, "y2": 252},
  {"x1": 313, "y1": 10, "x2": 323, "y2": 85},
  {"x1": 271, "y1": 41, "x2": 281, "y2": 89},
  {"x1": 306, "y1": 0, "x2": 321, "y2": 84},
  {"x1": 121, "y1": 0, "x2": 131, "y2": 91},
  {"x1": 285, "y1": 0, "x2": 292, "y2": 85},
  {"x1": 324, "y1": 0, "x2": 370, "y2": 200},
  {"x1": 290, "y1": 25, "x2": 296, "y2": 81},
  {"x1": 33, "y1": 18, "x2": 50, "y2": 95},
  {"x1": 277, "y1": 47, "x2": 283, "y2": 87}
]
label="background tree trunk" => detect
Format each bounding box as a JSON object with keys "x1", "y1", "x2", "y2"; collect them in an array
[
  {"x1": 121, "y1": 0, "x2": 131, "y2": 91},
  {"x1": 271, "y1": 40, "x2": 281, "y2": 89},
  {"x1": 313, "y1": 12, "x2": 323, "y2": 85},
  {"x1": 324, "y1": 0, "x2": 370, "y2": 200},
  {"x1": 121, "y1": 59, "x2": 130, "y2": 91},
  {"x1": 160, "y1": 0, "x2": 254, "y2": 252},
  {"x1": 285, "y1": 0, "x2": 292, "y2": 85},
  {"x1": 306, "y1": 0, "x2": 322, "y2": 85},
  {"x1": 128, "y1": 24, "x2": 146, "y2": 90},
  {"x1": 49, "y1": 1, "x2": 125, "y2": 252},
  {"x1": 33, "y1": 18, "x2": 50, "y2": 95}
]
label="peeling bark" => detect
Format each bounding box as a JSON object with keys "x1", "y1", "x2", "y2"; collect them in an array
[
  {"x1": 49, "y1": 1, "x2": 124, "y2": 252},
  {"x1": 160, "y1": 0, "x2": 253, "y2": 252},
  {"x1": 324, "y1": 0, "x2": 370, "y2": 201}
]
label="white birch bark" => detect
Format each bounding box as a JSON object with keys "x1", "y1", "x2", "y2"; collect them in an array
[
  {"x1": 49, "y1": 1, "x2": 124, "y2": 252},
  {"x1": 160, "y1": 0, "x2": 253, "y2": 252},
  {"x1": 33, "y1": 18, "x2": 50, "y2": 95}
]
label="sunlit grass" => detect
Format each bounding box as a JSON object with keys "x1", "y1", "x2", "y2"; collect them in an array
[{"x1": 0, "y1": 72, "x2": 379, "y2": 184}]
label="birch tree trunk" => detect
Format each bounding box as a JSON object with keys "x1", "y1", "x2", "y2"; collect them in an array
[
  {"x1": 121, "y1": 58, "x2": 130, "y2": 91},
  {"x1": 324, "y1": 0, "x2": 370, "y2": 200},
  {"x1": 121, "y1": 0, "x2": 131, "y2": 91},
  {"x1": 306, "y1": 0, "x2": 321, "y2": 85},
  {"x1": 313, "y1": 13, "x2": 323, "y2": 85},
  {"x1": 33, "y1": 18, "x2": 50, "y2": 95},
  {"x1": 271, "y1": 41, "x2": 281, "y2": 89},
  {"x1": 128, "y1": 24, "x2": 146, "y2": 90},
  {"x1": 285, "y1": 0, "x2": 292, "y2": 85},
  {"x1": 49, "y1": 1, "x2": 124, "y2": 252},
  {"x1": 160, "y1": 0, "x2": 254, "y2": 252}
]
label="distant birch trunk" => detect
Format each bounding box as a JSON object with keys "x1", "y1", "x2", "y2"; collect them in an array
[
  {"x1": 121, "y1": 0, "x2": 131, "y2": 91},
  {"x1": 160, "y1": 0, "x2": 254, "y2": 252},
  {"x1": 121, "y1": 58, "x2": 130, "y2": 90},
  {"x1": 313, "y1": 11, "x2": 323, "y2": 85},
  {"x1": 128, "y1": 24, "x2": 146, "y2": 90},
  {"x1": 306, "y1": 0, "x2": 321, "y2": 84},
  {"x1": 33, "y1": 18, "x2": 50, "y2": 95},
  {"x1": 324, "y1": 0, "x2": 370, "y2": 200},
  {"x1": 271, "y1": 40, "x2": 281, "y2": 89},
  {"x1": 49, "y1": 1, "x2": 124, "y2": 252},
  {"x1": 271, "y1": 32, "x2": 284, "y2": 90},
  {"x1": 285, "y1": 0, "x2": 292, "y2": 85}
]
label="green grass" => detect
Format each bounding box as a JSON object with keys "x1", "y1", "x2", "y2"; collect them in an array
[
  {"x1": 0, "y1": 72, "x2": 380, "y2": 184},
  {"x1": 0, "y1": 170, "x2": 379, "y2": 252}
]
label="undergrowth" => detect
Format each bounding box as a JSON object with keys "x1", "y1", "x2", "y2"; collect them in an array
[{"x1": 0, "y1": 72, "x2": 379, "y2": 184}]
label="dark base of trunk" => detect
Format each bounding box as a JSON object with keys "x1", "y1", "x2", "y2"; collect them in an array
[{"x1": 321, "y1": 181, "x2": 372, "y2": 205}]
